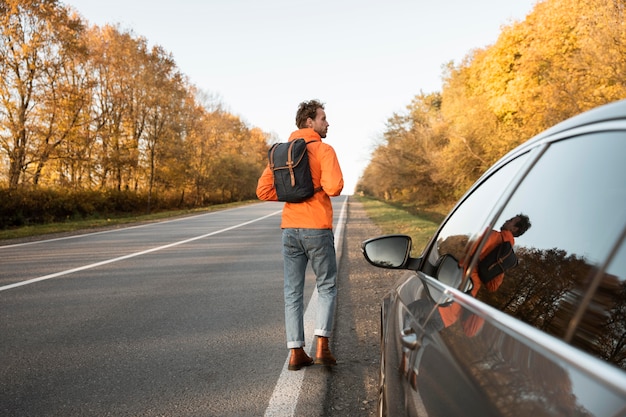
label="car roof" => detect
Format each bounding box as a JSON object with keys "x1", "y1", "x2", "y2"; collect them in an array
[{"x1": 533, "y1": 98, "x2": 626, "y2": 140}]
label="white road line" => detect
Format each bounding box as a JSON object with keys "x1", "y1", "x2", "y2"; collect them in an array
[
  {"x1": 0, "y1": 210, "x2": 282, "y2": 292},
  {"x1": 264, "y1": 196, "x2": 349, "y2": 417}
]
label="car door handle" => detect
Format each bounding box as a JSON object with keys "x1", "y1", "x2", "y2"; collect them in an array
[{"x1": 400, "y1": 327, "x2": 421, "y2": 350}]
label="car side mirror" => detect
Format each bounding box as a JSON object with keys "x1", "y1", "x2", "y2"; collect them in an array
[
  {"x1": 425, "y1": 254, "x2": 464, "y2": 306},
  {"x1": 361, "y1": 234, "x2": 420, "y2": 269},
  {"x1": 434, "y1": 254, "x2": 463, "y2": 288}
]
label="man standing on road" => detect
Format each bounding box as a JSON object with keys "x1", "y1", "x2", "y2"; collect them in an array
[{"x1": 256, "y1": 100, "x2": 344, "y2": 371}]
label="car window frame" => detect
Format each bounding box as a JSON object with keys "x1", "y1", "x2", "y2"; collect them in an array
[
  {"x1": 424, "y1": 119, "x2": 626, "y2": 289},
  {"x1": 473, "y1": 124, "x2": 626, "y2": 356},
  {"x1": 419, "y1": 143, "x2": 547, "y2": 290},
  {"x1": 420, "y1": 119, "x2": 626, "y2": 370}
]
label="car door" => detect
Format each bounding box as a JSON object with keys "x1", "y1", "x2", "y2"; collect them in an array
[
  {"x1": 467, "y1": 129, "x2": 626, "y2": 416},
  {"x1": 396, "y1": 151, "x2": 535, "y2": 416},
  {"x1": 406, "y1": 127, "x2": 626, "y2": 416}
]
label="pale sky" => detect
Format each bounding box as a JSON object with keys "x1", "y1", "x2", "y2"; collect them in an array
[{"x1": 61, "y1": 0, "x2": 538, "y2": 193}]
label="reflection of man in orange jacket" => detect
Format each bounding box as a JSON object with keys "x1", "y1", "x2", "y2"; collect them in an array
[
  {"x1": 405, "y1": 215, "x2": 530, "y2": 381},
  {"x1": 438, "y1": 214, "x2": 531, "y2": 335},
  {"x1": 257, "y1": 100, "x2": 343, "y2": 371},
  {"x1": 408, "y1": 215, "x2": 531, "y2": 334}
]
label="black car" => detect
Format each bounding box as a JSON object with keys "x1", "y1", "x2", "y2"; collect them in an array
[{"x1": 362, "y1": 100, "x2": 626, "y2": 417}]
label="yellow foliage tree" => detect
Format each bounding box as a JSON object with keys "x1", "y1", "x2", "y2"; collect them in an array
[
  {"x1": 361, "y1": 0, "x2": 626, "y2": 211},
  {"x1": 0, "y1": 1, "x2": 272, "y2": 209}
]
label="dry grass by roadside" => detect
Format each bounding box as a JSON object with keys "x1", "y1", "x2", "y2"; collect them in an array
[{"x1": 357, "y1": 196, "x2": 443, "y2": 256}]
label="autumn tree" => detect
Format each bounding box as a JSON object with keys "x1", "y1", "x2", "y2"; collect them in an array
[
  {"x1": 360, "y1": 0, "x2": 626, "y2": 212},
  {"x1": 0, "y1": 0, "x2": 86, "y2": 188},
  {"x1": 0, "y1": 0, "x2": 283, "y2": 220},
  {"x1": 446, "y1": 0, "x2": 626, "y2": 140},
  {"x1": 357, "y1": 93, "x2": 447, "y2": 206},
  {"x1": 86, "y1": 25, "x2": 147, "y2": 191},
  {"x1": 138, "y1": 46, "x2": 187, "y2": 211},
  {"x1": 202, "y1": 113, "x2": 267, "y2": 203}
]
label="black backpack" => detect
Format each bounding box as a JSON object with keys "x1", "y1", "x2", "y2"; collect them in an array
[
  {"x1": 477, "y1": 239, "x2": 518, "y2": 284},
  {"x1": 268, "y1": 138, "x2": 320, "y2": 203}
]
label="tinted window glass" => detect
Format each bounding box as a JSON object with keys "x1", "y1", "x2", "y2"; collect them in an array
[
  {"x1": 479, "y1": 132, "x2": 626, "y2": 370},
  {"x1": 428, "y1": 154, "x2": 530, "y2": 268},
  {"x1": 570, "y1": 233, "x2": 626, "y2": 369}
]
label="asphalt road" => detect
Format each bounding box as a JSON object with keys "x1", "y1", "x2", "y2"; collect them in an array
[{"x1": 0, "y1": 197, "x2": 349, "y2": 417}]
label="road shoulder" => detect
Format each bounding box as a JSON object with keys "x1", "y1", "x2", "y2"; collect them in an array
[{"x1": 298, "y1": 197, "x2": 407, "y2": 416}]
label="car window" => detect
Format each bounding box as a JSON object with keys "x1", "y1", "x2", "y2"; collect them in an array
[
  {"x1": 568, "y1": 232, "x2": 626, "y2": 370},
  {"x1": 573, "y1": 236, "x2": 626, "y2": 369},
  {"x1": 427, "y1": 154, "x2": 531, "y2": 269},
  {"x1": 477, "y1": 132, "x2": 626, "y2": 371}
]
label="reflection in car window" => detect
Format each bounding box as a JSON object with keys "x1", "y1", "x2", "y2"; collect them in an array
[
  {"x1": 571, "y1": 233, "x2": 626, "y2": 370},
  {"x1": 428, "y1": 154, "x2": 529, "y2": 268},
  {"x1": 478, "y1": 132, "x2": 626, "y2": 371}
]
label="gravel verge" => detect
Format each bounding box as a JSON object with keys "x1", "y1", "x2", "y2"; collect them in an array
[{"x1": 321, "y1": 197, "x2": 407, "y2": 417}]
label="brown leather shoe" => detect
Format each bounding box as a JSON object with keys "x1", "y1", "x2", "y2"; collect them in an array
[
  {"x1": 314, "y1": 336, "x2": 337, "y2": 366},
  {"x1": 288, "y1": 348, "x2": 314, "y2": 371}
]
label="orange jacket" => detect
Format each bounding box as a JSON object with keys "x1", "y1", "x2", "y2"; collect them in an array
[
  {"x1": 438, "y1": 229, "x2": 515, "y2": 328},
  {"x1": 256, "y1": 128, "x2": 344, "y2": 229}
]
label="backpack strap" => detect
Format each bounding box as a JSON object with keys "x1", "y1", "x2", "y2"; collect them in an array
[
  {"x1": 304, "y1": 140, "x2": 323, "y2": 194},
  {"x1": 269, "y1": 145, "x2": 277, "y2": 170}
]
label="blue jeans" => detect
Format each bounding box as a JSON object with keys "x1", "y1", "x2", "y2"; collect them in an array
[{"x1": 282, "y1": 228, "x2": 337, "y2": 348}]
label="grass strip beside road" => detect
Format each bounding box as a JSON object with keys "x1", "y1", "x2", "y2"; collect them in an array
[{"x1": 355, "y1": 195, "x2": 443, "y2": 257}]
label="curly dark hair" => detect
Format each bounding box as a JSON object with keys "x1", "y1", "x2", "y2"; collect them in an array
[
  {"x1": 295, "y1": 100, "x2": 325, "y2": 128},
  {"x1": 514, "y1": 213, "x2": 532, "y2": 237}
]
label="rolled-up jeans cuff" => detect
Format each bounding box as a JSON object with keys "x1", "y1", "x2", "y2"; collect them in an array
[
  {"x1": 314, "y1": 329, "x2": 332, "y2": 338},
  {"x1": 287, "y1": 341, "x2": 305, "y2": 349}
]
